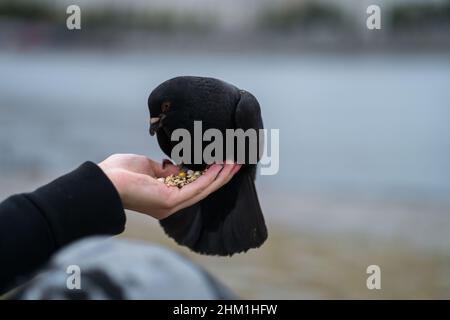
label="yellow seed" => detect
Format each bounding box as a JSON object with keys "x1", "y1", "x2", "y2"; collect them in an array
[{"x1": 178, "y1": 172, "x2": 186, "y2": 178}]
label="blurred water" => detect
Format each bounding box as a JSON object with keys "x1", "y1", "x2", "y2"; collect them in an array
[{"x1": 1, "y1": 50, "x2": 449, "y2": 200}]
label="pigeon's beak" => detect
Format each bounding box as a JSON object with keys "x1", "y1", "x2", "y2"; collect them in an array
[
  {"x1": 149, "y1": 114, "x2": 166, "y2": 136},
  {"x1": 149, "y1": 117, "x2": 160, "y2": 136}
]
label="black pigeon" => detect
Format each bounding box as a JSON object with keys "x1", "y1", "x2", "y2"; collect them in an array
[{"x1": 147, "y1": 76, "x2": 267, "y2": 256}]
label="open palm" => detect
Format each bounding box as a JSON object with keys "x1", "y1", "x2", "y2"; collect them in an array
[{"x1": 98, "y1": 154, "x2": 240, "y2": 219}]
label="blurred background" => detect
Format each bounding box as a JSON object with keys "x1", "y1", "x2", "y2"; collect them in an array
[{"x1": 1, "y1": 0, "x2": 450, "y2": 298}]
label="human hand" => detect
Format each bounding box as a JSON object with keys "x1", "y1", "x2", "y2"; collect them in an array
[{"x1": 98, "y1": 154, "x2": 241, "y2": 220}]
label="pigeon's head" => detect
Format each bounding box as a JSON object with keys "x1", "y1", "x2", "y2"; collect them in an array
[
  {"x1": 148, "y1": 77, "x2": 203, "y2": 160},
  {"x1": 148, "y1": 80, "x2": 174, "y2": 137},
  {"x1": 147, "y1": 76, "x2": 242, "y2": 167},
  {"x1": 148, "y1": 77, "x2": 204, "y2": 138}
]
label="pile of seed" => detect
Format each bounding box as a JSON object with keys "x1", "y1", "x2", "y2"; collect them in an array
[{"x1": 158, "y1": 169, "x2": 204, "y2": 188}]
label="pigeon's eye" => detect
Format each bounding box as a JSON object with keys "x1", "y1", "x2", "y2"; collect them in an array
[{"x1": 161, "y1": 101, "x2": 171, "y2": 112}]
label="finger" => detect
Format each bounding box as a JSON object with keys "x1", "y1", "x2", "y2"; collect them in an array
[
  {"x1": 146, "y1": 158, "x2": 180, "y2": 177},
  {"x1": 182, "y1": 163, "x2": 239, "y2": 204},
  {"x1": 169, "y1": 163, "x2": 240, "y2": 213},
  {"x1": 162, "y1": 158, "x2": 174, "y2": 169},
  {"x1": 231, "y1": 163, "x2": 242, "y2": 175},
  {"x1": 102, "y1": 154, "x2": 169, "y2": 177},
  {"x1": 156, "y1": 163, "x2": 180, "y2": 178},
  {"x1": 170, "y1": 164, "x2": 238, "y2": 213}
]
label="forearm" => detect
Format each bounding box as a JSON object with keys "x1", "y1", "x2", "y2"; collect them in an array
[{"x1": 0, "y1": 162, "x2": 126, "y2": 293}]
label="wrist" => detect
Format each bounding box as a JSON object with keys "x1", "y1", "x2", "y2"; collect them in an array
[{"x1": 99, "y1": 166, "x2": 129, "y2": 209}]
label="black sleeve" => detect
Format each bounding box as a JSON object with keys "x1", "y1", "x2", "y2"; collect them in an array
[{"x1": 0, "y1": 161, "x2": 126, "y2": 293}]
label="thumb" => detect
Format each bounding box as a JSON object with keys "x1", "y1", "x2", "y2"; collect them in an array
[{"x1": 156, "y1": 159, "x2": 179, "y2": 177}]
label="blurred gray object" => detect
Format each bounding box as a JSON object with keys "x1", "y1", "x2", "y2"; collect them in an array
[{"x1": 14, "y1": 237, "x2": 234, "y2": 300}]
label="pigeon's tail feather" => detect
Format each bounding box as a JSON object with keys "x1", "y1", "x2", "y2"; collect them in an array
[
  {"x1": 159, "y1": 169, "x2": 267, "y2": 256},
  {"x1": 217, "y1": 171, "x2": 267, "y2": 255}
]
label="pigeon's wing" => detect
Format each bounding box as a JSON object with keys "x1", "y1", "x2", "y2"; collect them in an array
[
  {"x1": 234, "y1": 90, "x2": 264, "y2": 179},
  {"x1": 234, "y1": 90, "x2": 263, "y2": 135},
  {"x1": 159, "y1": 90, "x2": 267, "y2": 256},
  {"x1": 218, "y1": 89, "x2": 267, "y2": 252}
]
